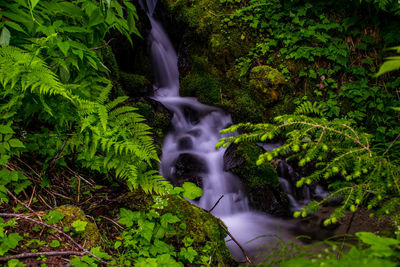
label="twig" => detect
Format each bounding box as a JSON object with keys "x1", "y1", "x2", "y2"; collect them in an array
[
  {"x1": 28, "y1": 186, "x2": 36, "y2": 207},
  {"x1": 383, "y1": 132, "x2": 400, "y2": 156},
  {"x1": 203, "y1": 197, "x2": 254, "y2": 266},
  {"x1": 216, "y1": 220, "x2": 255, "y2": 267},
  {"x1": 0, "y1": 251, "x2": 85, "y2": 261},
  {"x1": 47, "y1": 137, "x2": 69, "y2": 175},
  {"x1": 6, "y1": 189, "x2": 42, "y2": 222},
  {"x1": 208, "y1": 195, "x2": 224, "y2": 213},
  {"x1": 77, "y1": 175, "x2": 81, "y2": 204},
  {"x1": 37, "y1": 195, "x2": 53, "y2": 209},
  {"x1": 99, "y1": 215, "x2": 123, "y2": 229},
  {"x1": 65, "y1": 166, "x2": 94, "y2": 186},
  {"x1": 0, "y1": 213, "x2": 113, "y2": 265},
  {"x1": 90, "y1": 39, "x2": 115, "y2": 50}
]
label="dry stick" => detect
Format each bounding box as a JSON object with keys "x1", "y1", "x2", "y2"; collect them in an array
[
  {"x1": 6, "y1": 189, "x2": 35, "y2": 214},
  {"x1": 77, "y1": 175, "x2": 81, "y2": 204},
  {"x1": 28, "y1": 185, "x2": 36, "y2": 207},
  {"x1": 216, "y1": 220, "x2": 255, "y2": 267},
  {"x1": 0, "y1": 213, "x2": 112, "y2": 265},
  {"x1": 65, "y1": 166, "x2": 94, "y2": 186},
  {"x1": 90, "y1": 38, "x2": 115, "y2": 50},
  {"x1": 47, "y1": 138, "x2": 69, "y2": 174},
  {"x1": 208, "y1": 195, "x2": 224, "y2": 213},
  {"x1": 99, "y1": 215, "x2": 123, "y2": 229},
  {"x1": 0, "y1": 251, "x2": 85, "y2": 261},
  {"x1": 205, "y1": 195, "x2": 254, "y2": 267},
  {"x1": 6, "y1": 189, "x2": 43, "y2": 223}
]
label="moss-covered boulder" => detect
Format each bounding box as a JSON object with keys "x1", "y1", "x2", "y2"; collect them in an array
[
  {"x1": 120, "y1": 190, "x2": 236, "y2": 266},
  {"x1": 119, "y1": 71, "x2": 152, "y2": 97},
  {"x1": 54, "y1": 205, "x2": 102, "y2": 249},
  {"x1": 229, "y1": 143, "x2": 289, "y2": 214},
  {"x1": 249, "y1": 65, "x2": 286, "y2": 104}
]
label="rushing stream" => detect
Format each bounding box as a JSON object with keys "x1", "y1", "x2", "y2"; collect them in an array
[{"x1": 143, "y1": 2, "x2": 296, "y2": 262}]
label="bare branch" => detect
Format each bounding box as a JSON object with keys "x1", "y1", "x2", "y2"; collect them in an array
[
  {"x1": 0, "y1": 213, "x2": 113, "y2": 265},
  {"x1": 0, "y1": 251, "x2": 85, "y2": 261}
]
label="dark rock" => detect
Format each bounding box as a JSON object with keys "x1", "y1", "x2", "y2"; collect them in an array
[
  {"x1": 173, "y1": 153, "x2": 208, "y2": 188},
  {"x1": 177, "y1": 136, "x2": 193, "y2": 150},
  {"x1": 183, "y1": 107, "x2": 200, "y2": 125},
  {"x1": 223, "y1": 144, "x2": 245, "y2": 171},
  {"x1": 145, "y1": 97, "x2": 173, "y2": 120}
]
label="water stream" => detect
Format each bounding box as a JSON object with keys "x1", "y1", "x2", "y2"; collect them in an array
[{"x1": 144, "y1": 3, "x2": 295, "y2": 262}]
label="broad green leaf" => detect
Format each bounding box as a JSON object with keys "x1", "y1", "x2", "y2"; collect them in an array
[
  {"x1": 376, "y1": 56, "x2": 400, "y2": 76},
  {"x1": 182, "y1": 182, "x2": 203, "y2": 199},
  {"x1": 8, "y1": 139, "x2": 24, "y2": 148},
  {"x1": 0, "y1": 27, "x2": 10, "y2": 46},
  {"x1": 57, "y1": 41, "x2": 70, "y2": 57},
  {"x1": 160, "y1": 213, "x2": 180, "y2": 228},
  {"x1": 49, "y1": 239, "x2": 60, "y2": 248},
  {"x1": 44, "y1": 210, "x2": 65, "y2": 224},
  {"x1": 0, "y1": 125, "x2": 14, "y2": 134},
  {"x1": 71, "y1": 220, "x2": 87, "y2": 232},
  {"x1": 30, "y1": 0, "x2": 40, "y2": 10}
]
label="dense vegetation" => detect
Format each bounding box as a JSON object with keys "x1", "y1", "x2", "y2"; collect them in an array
[{"x1": 0, "y1": 0, "x2": 399, "y2": 266}]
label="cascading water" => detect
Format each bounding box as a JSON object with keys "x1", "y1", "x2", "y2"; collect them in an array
[{"x1": 144, "y1": 2, "x2": 294, "y2": 262}]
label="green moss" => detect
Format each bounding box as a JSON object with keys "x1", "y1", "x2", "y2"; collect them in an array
[
  {"x1": 55, "y1": 205, "x2": 101, "y2": 249},
  {"x1": 101, "y1": 45, "x2": 120, "y2": 81},
  {"x1": 134, "y1": 102, "x2": 152, "y2": 119},
  {"x1": 181, "y1": 73, "x2": 221, "y2": 104},
  {"x1": 232, "y1": 143, "x2": 279, "y2": 189},
  {"x1": 119, "y1": 71, "x2": 151, "y2": 95},
  {"x1": 249, "y1": 65, "x2": 286, "y2": 104}
]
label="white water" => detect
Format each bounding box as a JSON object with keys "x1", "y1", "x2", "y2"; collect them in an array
[{"x1": 145, "y1": 7, "x2": 294, "y2": 262}]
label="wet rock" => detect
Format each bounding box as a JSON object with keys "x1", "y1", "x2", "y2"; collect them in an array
[
  {"x1": 223, "y1": 143, "x2": 245, "y2": 171},
  {"x1": 173, "y1": 153, "x2": 208, "y2": 188},
  {"x1": 177, "y1": 136, "x2": 193, "y2": 150},
  {"x1": 146, "y1": 97, "x2": 173, "y2": 120}
]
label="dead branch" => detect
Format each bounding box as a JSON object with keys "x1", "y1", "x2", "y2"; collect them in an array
[
  {"x1": 99, "y1": 215, "x2": 123, "y2": 229},
  {"x1": 216, "y1": 219, "x2": 255, "y2": 266},
  {"x1": 90, "y1": 39, "x2": 115, "y2": 50},
  {"x1": 208, "y1": 195, "x2": 224, "y2": 213},
  {"x1": 203, "y1": 197, "x2": 254, "y2": 266},
  {"x1": 0, "y1": 213, "x2": 113, "y2": 265},
  {"x1": 0, "y1": 251, "x2": 85, "y2": 261}
]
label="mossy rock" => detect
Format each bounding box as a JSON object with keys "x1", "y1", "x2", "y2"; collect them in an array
[
  {"x1": 54, "y1": 205, "x2": 101, "y2": 249},
  {"x1": 119, "y1": 71, "x2": 151, "y2": 96},
  {"x1": 231, "y1": 143, "x2": 279, "y2": 189},
  {"x1": 180, "y1": 73, "x2": 221, "y2": 105},
  {"x1": 121, "y1": 190, "x2": 236, "y2": 266},
  {"x1": 249, "y1": 65, "x2": 286, "y2": 104}
]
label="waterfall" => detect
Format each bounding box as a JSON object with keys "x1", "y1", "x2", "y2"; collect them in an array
[{"x1": 143, "y1": 1, "x2": 294, "y2": 262}]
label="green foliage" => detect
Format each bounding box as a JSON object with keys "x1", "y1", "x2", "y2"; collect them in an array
[
  {"x1": 217, "y1": 105, "x2": 400, "y2": 224},
  {"x1": 43, "y1": 210, "x2": 64, "y2": 224},
  {"x1": 70, "y1": 247, "x2": 113, "y2": 267},
  {"x1": 231, "y1": 143, "x2": 279, "y2": 189},
  {"x1": 72, "y1": 220, "x2": 88, "y2": 233},
  {"x1": 266, "y1": 232, "x2": 400, "y2": 266},
  {"x1": 0, "y1": 0, "x2": 167, "y2": 194},
  {"x1": 0, "y1": 218, "x2": 23, "y2": 256},
  {"x1": 181, "y1": 182, "x2": 203, "y2": 199},
  {"x1": 116, "y1": 208, "x2": 192, "y2": 266}
]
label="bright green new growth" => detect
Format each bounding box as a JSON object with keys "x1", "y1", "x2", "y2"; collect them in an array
[{"x1": 217, "y1": 103, "x2": 400, "y2": 225}]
